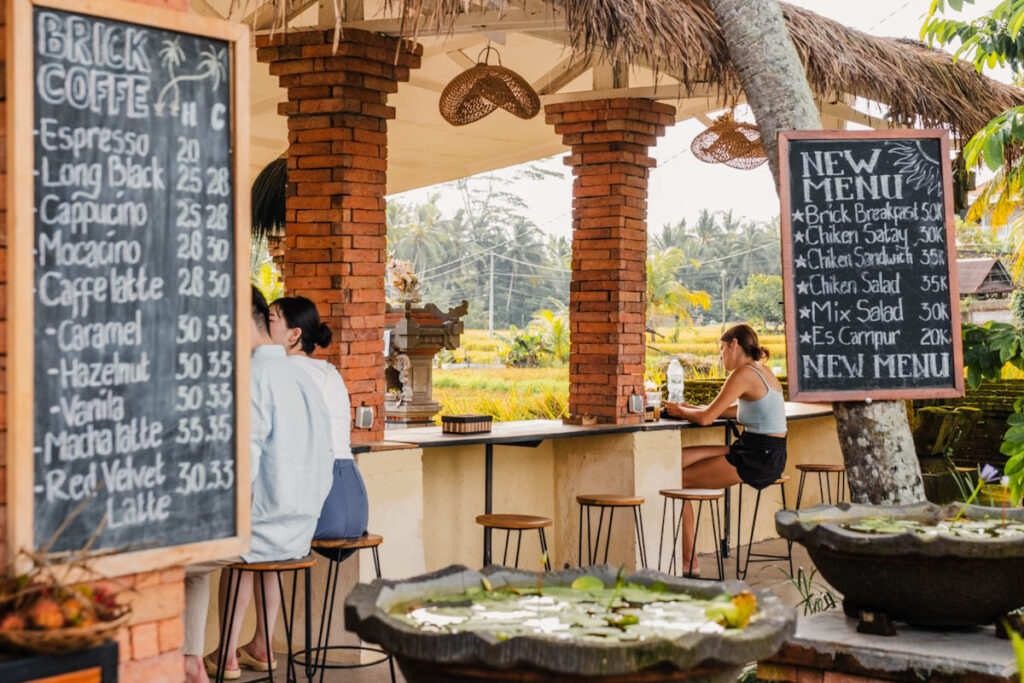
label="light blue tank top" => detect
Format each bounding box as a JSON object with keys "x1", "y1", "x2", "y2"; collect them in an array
[{"x1": 736, "y1": 366, "x2": 787, "y2": 435}]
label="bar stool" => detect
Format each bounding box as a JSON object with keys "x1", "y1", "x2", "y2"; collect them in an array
[
  {"x1": 214, "y1": 554, "x2": 316, "y2": 683},
  {"x1": 475, "y1": 514, "x2": 553, "y2": 570},
  {"x1": 657, "y1": 489, "x2": 725, "y2": 580},
  {"x1": 576, "y1": 494, "x2": 648, "y2": 569},
  {"x1": 293, "y1": 533, "x2": 396, "y2": 683},
  {"x1": 795, "y1": 464, "x2": 847, "y2": 508},
  {"x1": 735, "y1": 476, "x2": 792, "y2": 580}
]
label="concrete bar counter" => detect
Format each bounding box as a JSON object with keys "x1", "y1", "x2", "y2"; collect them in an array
[{"x1": 203, "y1": 404, "x2": 842, "y2": 655}]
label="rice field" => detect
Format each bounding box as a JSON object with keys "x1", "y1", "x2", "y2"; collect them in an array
[{"x1": 435, "y1": 326, "x2": 1018, "y2": 421}]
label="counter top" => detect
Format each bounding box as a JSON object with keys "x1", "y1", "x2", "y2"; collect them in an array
[{"x1": 374, "y1": 402, "x2": 833, "y2": 449}]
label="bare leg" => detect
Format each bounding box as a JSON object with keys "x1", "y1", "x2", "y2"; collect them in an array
[
  {"x1": 681, "y1": 445, "x2": 730, "y2": 474},
  {"x1": 681, "y1": 454, "x2": 741, "y2": 573},
  {"x1": 184, "y1": 655, "x2": 210, "y2": 683},
  {"x1": 242, "y1": 573, "x2": 282, "y2": 664},
  {"x1": 207, "y1": 570, "x2": 253, "y2": 672}
]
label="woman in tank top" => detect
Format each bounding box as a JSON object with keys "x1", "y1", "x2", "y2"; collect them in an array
[{"x1": 664, "y1": 323, "x2": 787, "y2": 576}]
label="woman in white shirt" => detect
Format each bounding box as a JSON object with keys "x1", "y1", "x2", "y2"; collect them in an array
[{"x1": 268, "y1": 296, "x2": 369, "y2": 560}]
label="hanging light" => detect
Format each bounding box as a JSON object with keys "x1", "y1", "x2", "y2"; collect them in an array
[
  {"x1": 439, "y1": 46, "x2": 540, "y2": 126},
  {"x1": 690, "y1": 110, "x2": 768, "y2": 170}
]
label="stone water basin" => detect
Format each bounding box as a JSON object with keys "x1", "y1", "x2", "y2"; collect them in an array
[
  {"x1": 344, "y1": 564, "x2": 795, "y2": 682},
  {"x1": 776, "y1": 501, "x2": 1024, "y2": 627}
]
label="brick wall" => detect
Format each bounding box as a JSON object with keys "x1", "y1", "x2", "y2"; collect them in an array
[
  {"x1": 256, "y1": 28, "x2": 421, "y2": 442},
  {"x1": 545, "y1": 99, "x2": 674, "y2": 424}
]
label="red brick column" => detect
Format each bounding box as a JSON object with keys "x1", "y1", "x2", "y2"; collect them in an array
[
  {"x1": 545, "y1": 99, "x2": 674, "y2": 424},
  {"x1": 257, "y1": 29, "x2": 421, "y2": 443}
]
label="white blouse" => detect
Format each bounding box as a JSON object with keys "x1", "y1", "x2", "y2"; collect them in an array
[{"x1": 288, "y1": 355, "x2": 353, "y2": 460}]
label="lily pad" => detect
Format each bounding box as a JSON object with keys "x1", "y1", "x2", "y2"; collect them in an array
[{"x1": 570, "y1": 575, "x2": 605, "y2": 591}]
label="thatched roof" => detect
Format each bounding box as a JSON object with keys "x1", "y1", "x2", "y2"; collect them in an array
[
  {"x1": 958, "y1": 257, "x2": 1015, "y2": 295},
  {"x1": 362, "y1": 0, "x2": 1023, "y2": 141}
]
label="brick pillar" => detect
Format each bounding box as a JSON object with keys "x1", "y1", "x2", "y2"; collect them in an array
[
  {"x1": 545, "y1": 99, "x2": 675, "y2": 424},
  {"x1": 257, "y1": 29, "x2": 421, "y2": 443}
]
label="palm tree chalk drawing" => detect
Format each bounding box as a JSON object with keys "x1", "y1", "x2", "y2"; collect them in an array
[
  {"x1": 889, "y1": 141, "x2": 941, "y2": 195},
  {"x1": 154, "y1": 40, "x2": 227, "y2": 117}
]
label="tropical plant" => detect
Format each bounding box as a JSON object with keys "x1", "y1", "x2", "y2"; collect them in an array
[
  {"x1": 531, "y1": 308, "x2": 570, "y2": 363},
  {"x1": 646, "y1": 248, "x2": 711, "y2": 323},
  {"x1": 922, "y1": 0, "x2": 1024, "y2": 278},
  {"x1": 1013, "y1": 287, "x2": 1024, "y2": 327},
  {"x1": 499, "y1": 325, "x2": 551, "y2": 368},
  {"x1": 728, "y1": 274, "x2": 783, "y2": 329},
  {"x1": 961, "y1": 321, "x2": 1024, "y2": 504}
]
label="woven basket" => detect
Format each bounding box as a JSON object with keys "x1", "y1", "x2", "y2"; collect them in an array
[
  {"x1": 691, "y1": 114, "x2": 767, "y2": 170},
  {"x1": 439, "y1": 47, "x2": 539, "y2": 126},
  {"x1": 0, "y1": 611, "x2": 129, "y2": 655}
]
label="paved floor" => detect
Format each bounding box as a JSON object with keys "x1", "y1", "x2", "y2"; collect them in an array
[{"x1": 235, "y1": 538, "x2": 836, "y2": 682}]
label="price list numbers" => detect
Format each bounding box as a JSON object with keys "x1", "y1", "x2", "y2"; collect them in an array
[
  {"x1": 780, "y1": 132, "x2": 963, "y2": 400},
  {"x1": 171, "y1": 127, "x2": 235, "y2": 499},
  {"x1": 29, "y1": 7, "x2": 238, "y2": 553}
]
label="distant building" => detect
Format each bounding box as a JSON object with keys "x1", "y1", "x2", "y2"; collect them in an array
[{"x1": 957, "y1": 257, "x2": 1015, "y2": 324}]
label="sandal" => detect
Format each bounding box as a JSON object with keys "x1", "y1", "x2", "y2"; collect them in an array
[
  {"x1": 204, "y1": 654, "x2": 240, "y2": 680},
  {"x1": 238, "y1": 647, "x2": 277, "y2": 672}
]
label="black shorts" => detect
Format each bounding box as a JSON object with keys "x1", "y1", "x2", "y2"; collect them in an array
[{"x1": 726, "y1": 431, "x2": 787, "y2": 490}]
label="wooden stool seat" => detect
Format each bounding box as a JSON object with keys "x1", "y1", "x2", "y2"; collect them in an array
[
  {"x1": 775, "y1": 475, "x2": 791, "y2": 484},
  {"x1": 228, "y1": 554, "x2": 317, "y2": 572},
  {"x1": 576, "y1": 493, "x2": 644, "y2": 506},
  {"x1": 797, "y1": 463, "x2": 845, "y2": 472},
  {"x1": 660, "y1": 488, "x2": 725, "y2": 501},
  {"x1": 312, "y1": 533, "x2": 383, "y2": 550},
  {"x1": 796, "y1": 464, "x2": 848, "y2": 509},
  {"x1": 476, "y1": 514, "x2": 553, "y2": 530},
  {"x1": 577, "y1": 496, "x2": 648, "y2": 568}
]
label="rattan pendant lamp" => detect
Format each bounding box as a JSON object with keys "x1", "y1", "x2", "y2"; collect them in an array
[
  {"x1": 690, "y1": 109, "x2": 768, "y2": 170},
  {"x1": 439, "y1": 45, "x2": 541, "y2": 126}
]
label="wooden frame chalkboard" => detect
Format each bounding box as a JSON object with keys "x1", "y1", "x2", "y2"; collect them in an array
[
  {"x1": 7, "y1": 0, "x2": 251, "y2": 575},
  {"x1": 779, "y1": 129, "x2": 964, "y2": 402}
]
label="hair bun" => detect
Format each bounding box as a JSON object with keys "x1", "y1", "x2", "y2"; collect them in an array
[
  {"x1": 317, "y1": 322, "x2": 333, "y2": 348},
  {"x1": 759, "y1": 346, "x2": 770, "y2": 361}
]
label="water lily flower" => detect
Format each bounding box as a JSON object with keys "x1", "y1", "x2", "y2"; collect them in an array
[{"x1": 980, "y1": 464, "x2": 1001, "y2": 483}]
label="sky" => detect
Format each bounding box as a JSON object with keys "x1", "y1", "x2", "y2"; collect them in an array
[{"x1": 388, "y1": 0, "x2": 1005, "y2": 240}]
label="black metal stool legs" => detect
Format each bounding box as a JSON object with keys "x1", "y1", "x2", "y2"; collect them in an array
[
  {"x1": 578, "y1": 503, "x2": 647, "y2": 569},
  {"x1": 214, "y1": 568, "x2": 243, "y2": 683},
  {"x1": 295, "y1": 549, "x2": 395, "y2": 683},
  {"x1": 737, "y1": 482, "x2": 793, "y2": 580}
]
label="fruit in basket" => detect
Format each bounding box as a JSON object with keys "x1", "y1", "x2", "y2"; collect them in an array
[
  {"x1": 0, "y1": 614, "x2": 26, "y2": 631},
  {"x1": 28, "y1": 598, "x2": 65, "y2": 629}
]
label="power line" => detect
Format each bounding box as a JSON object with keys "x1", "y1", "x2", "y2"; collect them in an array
[{"x1": 867, "y1": 0, "x2": 915, "y2": 32}]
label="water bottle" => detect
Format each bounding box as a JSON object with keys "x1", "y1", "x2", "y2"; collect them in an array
[{"x1": 667, "y1": 357, "x2": 685, "y2": 403}]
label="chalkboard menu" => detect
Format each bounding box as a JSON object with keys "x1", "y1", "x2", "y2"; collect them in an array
[
  {"x1": 779, "y1": 130, "x2": 964, "y2": 401},
  {"x1": 9, "y1": 2, "x2": 250, "y2": 560}
]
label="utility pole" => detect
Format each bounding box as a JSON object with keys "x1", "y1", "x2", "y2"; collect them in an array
[
  {"x1": 488, "y1": 253, "x2": 495, "y2": 338},
  {"x1": 720, "y1": 269, "x2": 728, "y2": 331}
]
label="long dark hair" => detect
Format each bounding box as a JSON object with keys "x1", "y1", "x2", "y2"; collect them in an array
[
  {"x1": 721, "y1": 323, "x2": 769, "y2": 361},
  {"x1": 271, "y1": 296, "x2": 332, "y2": 354}
]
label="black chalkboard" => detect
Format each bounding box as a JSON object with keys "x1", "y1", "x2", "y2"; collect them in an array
[
  {"x1": 779, "y1": 130, "x2": 963, "y2": 401},
  {"x1": 31, "y1": 7, "x2": 238, "y2": 554}
]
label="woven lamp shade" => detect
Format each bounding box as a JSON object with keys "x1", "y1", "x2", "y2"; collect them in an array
[
  {"x1": 691, "y1": 115, "x2": 767, "y2": 170},
  {"x1": 440, "y1": 61, "x2": 540, "y2": 126}
]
